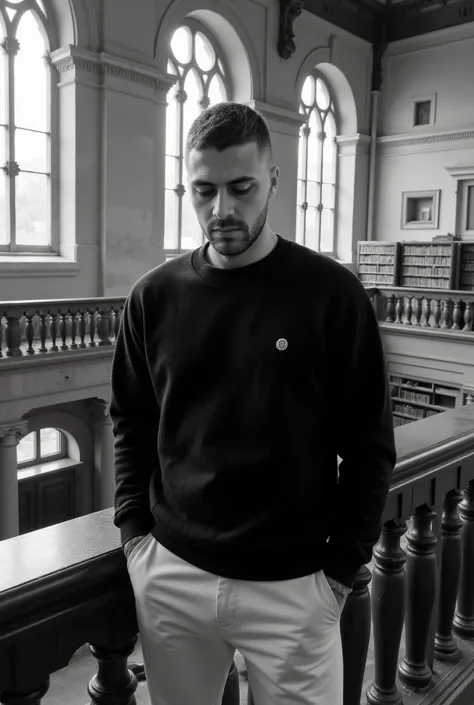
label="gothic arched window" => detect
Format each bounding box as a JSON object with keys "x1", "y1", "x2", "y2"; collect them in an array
[
  {"x1": 0, "y1": 0, "x2": 55, "y2": 252},
  {"x1": 165, "y1": 22, "x2": 229, "y2": 255},
  {"x1": 296, "y1": 73, "x2": 337, "y2": 254}
]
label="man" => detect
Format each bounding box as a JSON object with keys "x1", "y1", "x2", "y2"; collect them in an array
[{"x1": 111, "y1": 102, "x2": 396, "y2": 705}]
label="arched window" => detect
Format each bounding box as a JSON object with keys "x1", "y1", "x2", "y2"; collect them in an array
[
  {"x1": 165, "y1": 22, "x2": 229, "y2": 255},
  {"x1": 17, "y1": 427, "x2": 66, "y2": 467},
  {"x1": 296, "y1": 73, "x2": 337, "y2": 254},
  {"x1": 0, "y1": 0, "x2": 54, "y2": 253}
]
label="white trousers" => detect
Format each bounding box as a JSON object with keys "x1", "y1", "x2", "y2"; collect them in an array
[{"x1": 126, "y1": 532, "x2": 343, "y2": 705}]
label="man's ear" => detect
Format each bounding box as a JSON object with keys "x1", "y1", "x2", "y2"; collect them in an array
[{"x1": 269, "y1": 165, "x2": 279, "y2": 200}]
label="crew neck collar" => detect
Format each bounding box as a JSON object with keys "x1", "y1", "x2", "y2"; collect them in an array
[{"x1": 192, "y1": 234, "x2": 287, "y2": 287}]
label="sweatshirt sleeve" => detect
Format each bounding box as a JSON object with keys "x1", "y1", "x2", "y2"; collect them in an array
[
  {"x1": 110, "y1": 290, "x2": 160, "y2": 547},
  {"x1": 322, "y1": 285, "x2": 396, "y2": 589}
]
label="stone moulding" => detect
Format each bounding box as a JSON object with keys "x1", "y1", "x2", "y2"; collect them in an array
[{"x1": 50, "y1": 46, "x2": 177, "y2": 92}]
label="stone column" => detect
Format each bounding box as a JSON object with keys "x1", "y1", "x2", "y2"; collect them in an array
[
  {"x1": 50, "y1": 45, "x2": 176, "y2": 297},
  {"x1": 335, "y1": 133, "x2": 371, "y2": 264},
  {"x1": 0, "y1": 421, "x2": 28, "y2": 540},
  {"x1": 90, "y1": 399, "x2": 115, "y2": 511}
]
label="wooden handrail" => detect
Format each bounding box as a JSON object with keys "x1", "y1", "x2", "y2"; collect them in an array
[{"x1": 1, "y1": 405, "x2": 474, "y2": 704}]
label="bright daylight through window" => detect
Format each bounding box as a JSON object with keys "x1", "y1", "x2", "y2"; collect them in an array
[
  {"x1": 0, "y1": 0, "x2": 51, "y2": 253},
  {"x1": 165, "y1": 23, "x2": 228, "y2": 254},
  {"x1": 296, "y1": 73, "x2": 337, "y2": 254}
]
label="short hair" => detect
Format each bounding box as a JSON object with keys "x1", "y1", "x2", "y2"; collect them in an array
[{"x1": 185, "y1": 102, "x2": 272, "y2": 163}]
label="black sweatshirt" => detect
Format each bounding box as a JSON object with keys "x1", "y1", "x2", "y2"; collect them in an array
[{"x1": 111, "y1": 235, "x2": 396, "y2": 588}]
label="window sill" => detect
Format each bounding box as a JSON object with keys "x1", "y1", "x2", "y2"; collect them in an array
[
  {"x1": 0, "y1": 255, "x2": 80, "y2": 277},
  {"x1": 17, "y1": 456, "x2": 80, "y2": 481}
]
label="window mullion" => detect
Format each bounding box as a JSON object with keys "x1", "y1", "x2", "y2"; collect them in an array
[
  {"x1": 303, "y1": 123, "x2": 310, "y2": 245},
  {"x1": 177, "y1": 94, "x2": 185, "y2": 254},
  {"x1": 6, "y1": 38, "x2": 17, "y2": 250},
  {"x1": 318, "y1": 115, "x2": 325, "y2": 253}
]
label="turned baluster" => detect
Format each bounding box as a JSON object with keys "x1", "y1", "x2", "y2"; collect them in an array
[
  {"x1": 435, "y1": 490, "x2": 463, "y2": 660},
  {"x1": 453, "y1": 481, "x2": 474, "y2": 640},
  {"x1": 24, "y1": 312, "x2": 36, "y2": 355},
  {"x1": 452, "y1": 299, "x2": 462, "y2": 330},
  {"x1": 413, "y1": 297, "x2": 423, "y2": 326},
  {"x1": 69, "y1": 309, "x2": 78, "y2": 349},
  {"x1": 114, "y1": 306, "x2": 123, "y2": 338},
  {"x1": 88, "y1": 307, "x2": 97, "y2": 347},
  {"x1": 88, "y1": 638, "x2": 138, "y2": 705},
  {"x1": 0, "y1": 679, "x2": 50, "y2": 705},
  {"x1": 341, "y1": 565, "x2": 372, "y2": 705},
  {"x1": 78, "y1": 310, "x2": 87, "y2": 348},
  {"x1": 441, "y1": 299, "x2": 452, "y2": 330},
  {"x1": 405, "y1": 296, "x2": 413, "y2": 325},
  {"x1": 49, "y1": 310, "x2": 59, "y2": 352},
  {"x1": 385, "y1": 295, "x2": 395, "y2": 323},
  {"x1": 432, "y1": 299, "x2": 441, "y2": 328},
  {"x1": 367, "y1": 520, "x2": 406, "y2": 705},
  {"x1": 395, "y1": 297, "x2": 404, "y2": 324},
  {"x1": 463, "y1": 301, "x2": 473, "y2": 332},
  {"x1": 422, "y1": 299, "x2": 431, "y2": 327},
  {"x1": 97, "y1": 307, "x2": 112, "y2": 346},
  {"x1": 38, "y1": 313, "x2": 48, "y2": 353},
  {"x1": 4, "y1": 314, "x2": 23, "y2": 356},
  {"x1": 398, "y1": 504, "x2": 437, "y2": 689},
  {"x1": 59, "y1": 310, "x2": 69, "y2": 351}
]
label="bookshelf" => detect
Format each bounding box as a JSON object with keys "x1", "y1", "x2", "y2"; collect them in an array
[
  {"x1": 357, "y1": 242, "x2": 400, "y2": 286},
  {"x1": 458, "y1": 242, "x2": 474, "y2": 291},
  {"x1": 389, "y1": 373, "x2": 460, "y2": 427},
  {"x1": 399, "y1": 242, "x2": 457, "y2": 289}
]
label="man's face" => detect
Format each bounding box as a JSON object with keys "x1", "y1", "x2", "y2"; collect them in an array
[{"x1": 187, "y1": 141, "x2": 278, "y2": 257}]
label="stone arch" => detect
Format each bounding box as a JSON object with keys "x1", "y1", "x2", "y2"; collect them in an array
[
  {"x1": 23, "y1": 409, "x2": 93, "y2": 463},
  {"x1": 154, "y1": 0, "x2": 259, "y2": 102},
  {"x1": 295, "y1": 48, "x2": 358, "y2": 135},
  {"x1": 47, "y1": 0, "x2": 99, "y2": 51}
]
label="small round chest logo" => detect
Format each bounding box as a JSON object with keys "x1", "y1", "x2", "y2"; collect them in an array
[{"x1": 276, "y1": 338, "x2": 288, "y2": 351}]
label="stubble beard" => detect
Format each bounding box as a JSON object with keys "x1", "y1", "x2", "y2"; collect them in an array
[{"x1": 203, "y1": 199, "x2": 269, "y2": 258}]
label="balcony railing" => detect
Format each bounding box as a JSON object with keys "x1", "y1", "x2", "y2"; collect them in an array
[
  {"x1": 0, "y1": 298, "x2": 126, "y2": 358},
  {"x1": 1, "y1": 287, "x2": 473, "y2": 360},
  {"x1": 1, "y1": 404, "x2": 474, "y2": 705},
  {"x1": 372, "y1": 286, "x2": 474, "y2": 333}
]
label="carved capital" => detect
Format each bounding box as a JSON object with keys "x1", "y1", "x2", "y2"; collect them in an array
[
  {"x1": 0, "y1": 420, "x2": 29, "y2": 442},
  {"x1": 89, "y1": 398, "x2": 111, "y2": 418},
  {"x1": 278, "y1": 0, "x2": 304, "y2": 60},
  {"x1": 1, "y1": 37, "x2": 20, "y2": 56}
]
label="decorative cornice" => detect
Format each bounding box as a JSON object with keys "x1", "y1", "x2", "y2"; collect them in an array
[
  {"x1": 50, "y1": 46, "x2": 177, "y2": 93},
  {"x1": 0, "y1": 348, "x2": 115, "y2": 374},
  {"x1": 337, "y1": 133, "x2": 372, "y2": 155},
  {"x1": 278, "y1": 0, "x2": 305, "y2": 60},
  {"x1": 445, "y1": 165, "x2": 474, "y2": 180},
  {"x1": 247, "y1": 100, "x2": 305, "y2": 128},
  {"x1": 0, "y1": 420, "x2": 29, "y2": 441},
  {"x1": 378, "y1": 128, "x2": 474, "y2": 149}
]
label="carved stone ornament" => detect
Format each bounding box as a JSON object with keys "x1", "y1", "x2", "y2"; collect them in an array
[
  {"x1": 89, "y1": 398, "x2": 111, "y2": 418},
  {"x1": 1, "y1": 37, "x2": 20, "y2": 56},
  {"x1": 0, "y1": 421, "x2": 29, "y2": 441},
  {"x1": 278, "y1": 0, "x2": 305, "y2": 60}
]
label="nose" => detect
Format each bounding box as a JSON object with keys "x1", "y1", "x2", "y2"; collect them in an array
[{"x1": 212, "y1": 188, "x2": 235, "y2": 220}]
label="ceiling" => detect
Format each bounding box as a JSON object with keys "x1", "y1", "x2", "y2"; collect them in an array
[{"x1": 304, "y1": 0, "x2": 474, "y2": 44}]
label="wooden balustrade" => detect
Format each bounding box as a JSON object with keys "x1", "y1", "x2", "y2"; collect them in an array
[
  {"x1": 0, "y1": 298, "x2": 126, "y2": 358},
  {"x1": 1, "y1": 405, "x2": 474, "y2": 705},
  {"x1": 374, "y1": 287, "x2": 474, "y2": 333}
]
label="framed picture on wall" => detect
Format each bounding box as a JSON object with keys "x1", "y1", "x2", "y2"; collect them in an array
[{"x1": 401, "y1": 190, "x2": 440, "y2": 230}]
